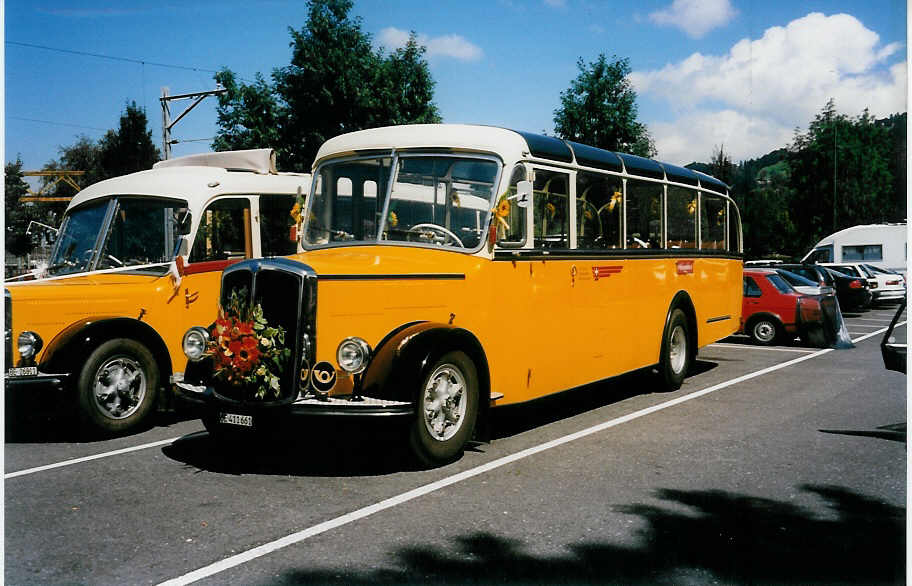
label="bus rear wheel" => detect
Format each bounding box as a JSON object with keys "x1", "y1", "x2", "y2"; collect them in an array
[
  {"x1": 659, "y1": 308, "x2": 690, "y2": 391},
  {"x1": 408, "y1": 351, "x2": 478, "y2": 467}
]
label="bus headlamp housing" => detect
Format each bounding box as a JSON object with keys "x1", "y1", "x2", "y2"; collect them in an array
[
  {"x1": 182, "y1": 327, "x2": 210, "y2": 362},
  {"x1": 336, "y1": 337, "x2": 371, "y2": 374},
  {"x1": 17, "y1": 331, "x2": 43, "y2": 359}
]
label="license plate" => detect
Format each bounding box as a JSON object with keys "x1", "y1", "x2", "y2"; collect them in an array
[
  {"x1": 219, "y1": 412, "x2": 253, "y2": 427},
  {"x1": 7, "y1": 366, "x2": 38, "y2": 377}
]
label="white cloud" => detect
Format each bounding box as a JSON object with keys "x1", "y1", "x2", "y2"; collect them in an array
[
  {"x1": 631, "y1": 12, "x2": 907, "y2": 163},
  {"x1": 649, "y1": 0, "x2": 737, "y2": 39},
  {"x1": 378, "y1": 27, "x2": 483, "y2": 61}
]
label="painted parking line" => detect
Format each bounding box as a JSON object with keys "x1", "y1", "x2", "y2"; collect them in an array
[
  {"x1": 709, "y1": 343, "x2": 817, "y2": 353},
  {"x1": 5, "y1": 437, "x2": 180, "y2": 480},
  {"x1": 156, "y1": 321, "x2": 905, "y2": 586}
]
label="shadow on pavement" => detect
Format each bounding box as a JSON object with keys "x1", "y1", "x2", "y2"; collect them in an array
[
  {"x1": 265, "y1": 484, "x2": 904, "y2": 585},
  {"x1": 163, "y1": 361, "x2": 723, "y2": 476},
  {"x1": 820, "y1": 422, "x2": 906, "y2": 443},
  {"x1": 162, "y1": 420, "x2": 418, "y2": 477},
  {"x1": 491, "y1": 361, "x2": 717, "y2": 440},
  {"x1": 4, "y1": 408, "x2": 198, "y2": 444}
]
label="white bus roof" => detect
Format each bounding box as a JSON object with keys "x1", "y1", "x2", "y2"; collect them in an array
[
  {"x1": 312, "y1": 124, "x2": 730, "y2": 193},
  {"x1": 67, "y1": 149, "x2": 310, "y2": 212},
  {"x1": 314, "y1": 124, "x2": 529, "y2": 168}
]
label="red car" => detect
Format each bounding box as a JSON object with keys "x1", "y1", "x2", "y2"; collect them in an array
[{"x1": 741, "y1": 268, "x2": 837, "y2": 346}]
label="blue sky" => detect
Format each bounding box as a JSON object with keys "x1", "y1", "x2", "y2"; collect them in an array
[{"x1": 4, "y1": 0, "x2": 907, "y2": 175}]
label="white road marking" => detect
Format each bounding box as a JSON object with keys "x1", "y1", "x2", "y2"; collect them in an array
[
  {"x1": 709, "y1": 343, "x2": 817, "y2": 353},
  {"x1": 4, "y1": 437, "x2": 179, "y2": 479},
  {"x1": 156, "y1": 320, "x2": 906, "y2": 586}
]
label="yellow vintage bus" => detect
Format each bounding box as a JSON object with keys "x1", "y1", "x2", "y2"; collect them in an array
[
  {"x1": 5, "y1": 150, "x2": 310, "y2": 435},
  {"x1": 176, "y1": 124, "x2": 742, "y2": 465}
]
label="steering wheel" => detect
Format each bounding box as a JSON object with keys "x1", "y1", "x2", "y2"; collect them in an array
[{"x1": 407, "y1": 224, "x2": 464, "y2": 248}]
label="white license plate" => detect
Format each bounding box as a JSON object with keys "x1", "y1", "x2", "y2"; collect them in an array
[
  {"x1": 219, "y1": 412, "x2": 253, "y2": 427},
  {"x1": 7, "y1": 367, "x2": 38, "y2": 377}
]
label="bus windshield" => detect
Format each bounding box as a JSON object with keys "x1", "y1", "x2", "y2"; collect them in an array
[
  {"x1": 48, "y1": 196, "x2": 189, "y2": 276},
  {"x1": 305, "y1": 154, "x2": 500, "y2": 250}
]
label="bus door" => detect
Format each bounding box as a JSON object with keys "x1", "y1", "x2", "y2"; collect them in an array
[
  {"x1": 525, "y1": 167, "x2": 578, "y2": 394},
  {"x1": 174, "y1": 196, "x2": 256, "y2": 335}
]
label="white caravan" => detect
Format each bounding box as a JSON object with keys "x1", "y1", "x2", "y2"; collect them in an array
[{"x1": 802, "y1": 223, "x2": 907, "y2": 274}]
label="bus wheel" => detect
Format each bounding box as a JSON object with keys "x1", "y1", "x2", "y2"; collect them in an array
[
  {"x1": 77, "y1": 338, "x2": 159, "y2": 436},
  {"x1": 409, "y1": 351, "x2": 479, "y2": 467},
  {"x1": 659, "y1": 308, "x2": 690, "y2": 391}
]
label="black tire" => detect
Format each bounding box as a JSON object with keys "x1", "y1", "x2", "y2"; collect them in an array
[
  {"x1": 749, "y1": 317, "x2": 781, "y2": 346},
  {"x1": 408, "y1": 350, "x2": 479, "y2": 467},
  {"x1": 77, "y1": 338, "x2": 159, "y2": 436},
  {"x1": 659, "y1": 308, "x2": 690, "y2": 391}
]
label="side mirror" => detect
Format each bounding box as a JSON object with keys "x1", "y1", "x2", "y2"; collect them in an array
[
  {"x1": 515, "y1": 181, "x2": 532, "y2": 208},
  {"x1": 175, "y1": 209, "x2": 192, "y2": 235}
]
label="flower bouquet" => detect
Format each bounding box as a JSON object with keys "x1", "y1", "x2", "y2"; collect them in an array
[{"x1": 207, "y1": 288, "x2": 291, "y2": 400}]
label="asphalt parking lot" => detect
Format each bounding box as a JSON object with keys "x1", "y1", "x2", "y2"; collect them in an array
[{"x1": 5, "y1": 302, "x2": 906, "y2": 585}]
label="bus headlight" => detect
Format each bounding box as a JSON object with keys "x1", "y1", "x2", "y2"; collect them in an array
[
  {"x1": 17, "y1": 331, "x2": 43, "y2": 359},
  {"x1": 182, "y1": 327, "x2": 210, "y2": 362},
  {"x1": 336, "y1": 337, "x2": 371, "y2": 374}
]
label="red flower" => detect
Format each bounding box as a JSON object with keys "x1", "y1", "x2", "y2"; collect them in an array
[{"x1": 238, "y1": 320, "x2": 254, "y2": 336}]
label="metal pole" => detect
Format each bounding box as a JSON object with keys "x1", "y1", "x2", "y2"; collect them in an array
[
  {"x1": 159, "y1": 86, "x2": 226, "y2": 161},
  {"x1": 161, "y1": 87, "x2": 171, "y2": 160}
]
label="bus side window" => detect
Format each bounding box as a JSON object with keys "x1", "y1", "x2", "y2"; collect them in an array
[
  {"x1": 626, "y1": 179, "x2": 663, "y2": 249},
  {"x1": 577, "y1": 172, "x2": 622, "y2": 249},
  {"x1": 259, "y1": 194, "x2": 297, "y2": 257},
  {"x1": 496, "y1": 165, "x2": 528, "y2": 247},
  {"x1": 533, "y1": 169, "x2": 570, "y2": 249},
  {"x1": 700, "y1": 193, "x2": 727, "y2": 250},
  {"x1": 190, "y1": 198, "x2": 252, "y2": 262},
  {"x1": 667, "y1": 185, "x2": 696, "y2": 249}
]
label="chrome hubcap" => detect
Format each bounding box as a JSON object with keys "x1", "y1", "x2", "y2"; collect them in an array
[
  {"x1": 754, "y1": 322, "x2": 775, "y2": 343},
  {"x1": 422, "y1": 363, "x2": 467, "y2": 441},
  {"x1": 669, "y1": 325, "x2": 687, "y2": 374},
  {"x1": 93, "y1": 357, "x2": 146, "y2": 419}
]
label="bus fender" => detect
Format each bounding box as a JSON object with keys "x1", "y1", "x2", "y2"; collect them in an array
[
  {"x1": 40, "y1": 317, "x2": 173, "y2": 395},
  {"x1": 360, "y1": 322, "x2": 491, "y2": 439},
  {"x1": 661, "y1": 291, "x2": 698, "y2": 363}
]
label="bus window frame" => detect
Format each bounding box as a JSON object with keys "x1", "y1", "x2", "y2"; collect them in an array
[
  {"x1": 512, "y1": 157, "x2": 742, "y2": 255},
  {"x1": 528, "y1": 163, "x2": 576, "y2": 251}
]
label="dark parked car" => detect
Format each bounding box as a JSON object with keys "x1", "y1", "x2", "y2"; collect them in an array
[
  {"x1": 748, "y1": 262, "x2": 871, "y2": 311},
  {"x1": 822, "y1": 267, "x2": 873, "y2": 311}
]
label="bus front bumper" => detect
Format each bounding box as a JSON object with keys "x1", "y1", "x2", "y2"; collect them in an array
[{"x1": 175, "y1": 380, "x2": 414, "y2": 418}]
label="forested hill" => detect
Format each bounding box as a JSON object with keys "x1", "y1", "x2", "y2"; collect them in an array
[{"x1": 685, "y1": 109, "x2": 906, "y2": 259}]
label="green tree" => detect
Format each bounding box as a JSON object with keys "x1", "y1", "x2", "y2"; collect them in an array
[
  {"x1": 710, "y1": 145, "x2": 734, "y2": 186},
  {"x1": 553, "y1": 54, "x2": 655, "y2": 157},
  {"x1": 213, "y1": 0, "x2": 441, "y2": 172},
  {"x1": 97, "y1": 101, "x2": 161, "y2": 178},
  {"x1": 4, "y1": 157, "x2": 40, "y2": 257},
  {"x1": 212, "y1": 70, "x2": 283, "y2": 154},
  {"x1": 788, "y1": 99, "x2": 898, "y2": 253},
  {"x1": 43, "y1": 103, "x2": 159, "y2": 200}
]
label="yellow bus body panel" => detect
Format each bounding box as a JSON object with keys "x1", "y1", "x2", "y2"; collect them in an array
[
  {"x1": 289, "y1": 247, "x2": 741, "y2": 406},
  {"x1": 6, "y1": 269, "x2": 224, "y2": 375}
]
